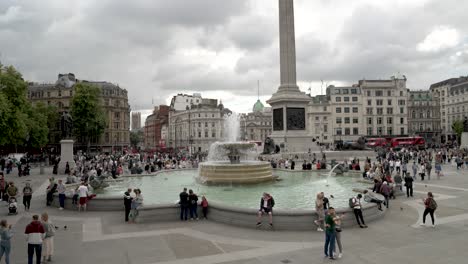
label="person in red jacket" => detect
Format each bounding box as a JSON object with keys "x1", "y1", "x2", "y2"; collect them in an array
[{"x1": 25, "y1": 215, "x2": 45, "y2": 264}]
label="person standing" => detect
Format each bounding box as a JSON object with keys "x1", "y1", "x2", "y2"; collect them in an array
[
  {"x1": 41, "y1": 213, "x2": 55, "y2": 262},
  {"x1": 25, "y1": 215, "x2": 45, "y2": 264},
  {"x1": 412, "y1": 162, "x2": 418, "y2": 180},
  {"x1": 426, "y1": 161, "x2": 432, "y2": 181},
  {"x1": 201, "y1": 196, "x2": 209, "y2": 219},
  {"x1": 124, "y1": 188, "x2": 133, "y2": 222},
  {"x1": 5, "y1": 182, "x2": 17, "y2": 201},
  {"x1": 77, "y1": 182, "x2": 89, "y2": 212},
  {"x1": 333, "y1": 213, "x2": 343, "y2": 259},
  {"x1": 419, "y1": 163, "x2": 426, "y2": 181},
  {"x1": 380, "y1": 182, "x2": 391, "y2": 208},
  {"x1": 404, "y1": 172, "x2": 414, "y2": 197},
  {"x1": 324, "y1": 207, "x2": 336, "y2": 259},
  {"x1": 435, "y1": 161, "x2": 442, "y2": 179},
  {"x1": 351, "y1": 194, "x2": 367, "y2": 228},
  {"x1": 128, "y1": 189, "x2": 143, "y2": 223},
  {"x1": 23, "y1": 183, "x2": 33, "y2": 211},
  {"x1": 57, "y1": 180, "x2": 66, "y2": 210},
  {"x1": 0, "y1": 219, "x2": 13, "y2": 264},
  {"x1": 421, "y1": 192, "x2": 437, "y2": 227},
  {"x1": 188, "y1": 189, "x2": 199, "y2": 220},
  {"x1": 179, "y1": 188, "x2": 189, "y2": 221},
  {"x1": 0, "y1": 174, "x2": 5, "y2": 202},
  {"x1": 256, "y1": 193, "x2": 275, "y2": 228},
  {"x1": 314, "y1": 193, "x2": 325, "y2": 231}
]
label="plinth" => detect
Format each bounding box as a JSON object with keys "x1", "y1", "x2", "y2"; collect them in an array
[
  {"x1": 461, "y1": 132, "x2": 468, "y2": 148},
  {"x1": 58, "y1": 139, "x2": 76, "y2": 174}
]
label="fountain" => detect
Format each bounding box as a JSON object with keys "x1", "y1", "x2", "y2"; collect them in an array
[{"x1": 198, "y1": 113, "x2": 275, "y2": 184}]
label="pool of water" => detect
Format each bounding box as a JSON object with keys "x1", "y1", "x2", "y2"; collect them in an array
[{"x1": 95, "y1": 170, "x2": 369, "y2": 209}]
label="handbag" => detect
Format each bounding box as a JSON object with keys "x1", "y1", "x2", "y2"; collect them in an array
[{"x1": 335, "y1": 227, "x2": 342, "y2": 232}]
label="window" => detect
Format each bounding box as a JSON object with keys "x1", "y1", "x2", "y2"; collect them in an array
[
  {"x1": 353, "y1": 118, "x2": 359, "y2": 124},
  {"x1": 412, "y1": 111, "x2": 416, "y2": 118},
  {"x1": 377, "y1": 117, "x2": 383, "y2": 124},
  {"x1": 377, "y1": 108, "x2": 383, "y2": 115},
  {"x1": 315, "y1": 116, "x2": 320, "y2": 121},
  {"x1": 70, "y1": 91, "x2": 73, "y2": 96},
  {"x1": 336, "y1": 107, "x2": 342, "y2": 113},
  {"x1": 377, "y1": 127, "x2": 383, "y2": 135},
  {"x1": 387, "y1": 91, "x2": 391, "y2": 96},
  {"x1": 387, "y1": 127, "x2": 393, "y2": 135},
  {"x1": 323, "y1": 106, "x2": 327, "y2": 111},
  {"x1": 198, "y1": 131, "x2": 201, "y2": 138},
  {"x1": 366, "y1": 108, "x2": 373, "y2": 114},
  {"x1": 387, "y1": 99, "x2": 392, "y2": 105},
  {"x1": 367, "y1": 91, "x2": 371, "y2": 96},
  {"x1": 343, "y1": 89, "x2": 349, "y2": 94},
  {"x1": 198, "y1": 122, "x2": 201, "y2": 127},
  {"x1": 344, "y1": 107, "x2": 350, "y2": 113},
  {"x1": 335, "y1": 89, "x2": 341, "y2": 94},
  {"x1": 344, "y1": 97, "x2": 350, "y2": 102},
  {"x1": 419, "y1": 112, "x2": 423, "y2": 118},
  {"x1": 367, "y1": 100, "x2": 372, "y2": 106},
  {"x1": 368, "y1": 117, "x2": 373, "y2": 125},
  {"x1": 345, "y1": 128, "x2": 350, "y2": 135},
  {"x1": 336, "y1": 117, "x2": 342, "y2": 124},
  {"x1": 352, "y1": 107, "x2": 358, "y2": 113},
  {"x1": 114, "y1": 122, "x2": 119, "y2": 129},
  {"x1": 398, "y1": 100, "x2": 406, "y2": 105},
  {"x1": 376, "y1": 100, "x2": 383, "y2": 106},
  {"x1": 212, "y1": 131, "x2": 216, "y2": 138},
  {"x1": 367, "y1": 127, "x2": 373, "y2": 136},
  {"x1": 344, "y1": 117, "x2": 350, "y2": 124},
  {"x1": 400, "y1": 117, "x2": 404, "y2": 124},
  {"x1": 427, "y1": 111, "x2": 431, "y2": 118},
  {"x1": 387, "y1": 117, "x2": 393, "y2": 124},
  {"x1": 400, "y1": 107, "x2": 404, "y2": 114},
  {"x1": 376, "y1": 91, "x2": 383, "y2": 96},
  {"x1": 324, "y1": 125, "x2": 328, "y2": 133},
  {"x1": 323, "y1": 116, "x2": 327, "y2": 120},
  {"x1": 353, "y1": 128, "x2": 359, "y2": 135},
  {"x1": 336, "y1": 128, "x2": 342, "y2": 135},
  {"x1": 114, "y1": 112, "x2": 120, "y2": 119},
  {"x1": 400, "y1": 91, "x2": 403, "y2": 96},
  {"x1": 58, "y1": 90, "x2": 62, "y2": 97},
  {"x1": 205, "y1": 131, "x2": 208, "y2": 138},
  {"x1": 400, "y1": 127, "x2": 405, "y2": 135},
  {"x1": 387, "y1": 108, "x2": 393, "y2": 114},
  {"x1": 212, "y1": 122, "x2": 215, "y2": 127},
  {"x1": 351, "y1": 88, "x2": 357, "y2": 94},
  {"x1": 336, "y1": 97, "x2": 341, "y2": 102}
]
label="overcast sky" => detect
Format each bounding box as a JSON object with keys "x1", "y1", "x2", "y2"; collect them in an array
[{"x1": 1, "y1": 0, "x2": 468, "y2": 120}]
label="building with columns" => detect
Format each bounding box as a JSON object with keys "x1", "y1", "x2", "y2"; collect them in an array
[
  {"x1": 27, "y1": 73, "x2": 131, "y2": 153},
  {"x1": 240, "y1": 100, "x2": 272, "y2": 142}
]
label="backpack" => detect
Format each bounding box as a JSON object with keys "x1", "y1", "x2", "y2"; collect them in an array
[
  {"x1": 348, "y1": 198, "x2": 355, "y2": 209},
  {"x1": 428, "y1": 198, "x2": 437, "y2": 210}
]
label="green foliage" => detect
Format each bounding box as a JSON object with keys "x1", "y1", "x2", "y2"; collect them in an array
[
  {"x1": 130, "y1": 130, "x2": 143, "y2": 147},
  {"x1": 0, "y1": 65, "x2": 56, "y2": 147},
  {"x1": 452, "y1": 120, "x2": 464, "y2": 141},
  {"x1": 71, "y1": 83, "x2": 107, "y2": 147}
]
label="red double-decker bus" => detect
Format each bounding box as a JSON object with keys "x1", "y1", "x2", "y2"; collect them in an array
[{"x1": 390, "y1": 136, "x2": 426, "y2": 149}]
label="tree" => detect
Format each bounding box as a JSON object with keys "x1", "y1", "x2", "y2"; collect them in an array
[
  {"x1": 452, "y1": 120, "x2": 464, "y2": 142},
  {"x1": 130, "y1": 130, "x2": 144, "y2": 148},
  {"x1": 71, "y1": 83, "x2": 107, "y2": 153},
  {"x1": 26, "y1": 103, "x2": 59, "y2": 148}
]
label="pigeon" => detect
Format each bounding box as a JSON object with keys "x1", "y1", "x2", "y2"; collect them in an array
[
  {"x1": 64, "y1": 226, "x2": 67, "y2": 230},
  {"x1": 330, "y1": 195, "x2": 335, "y2": 199},
  {"x1": 400, "y1": 207, "x2": 404, "y2": 211}
]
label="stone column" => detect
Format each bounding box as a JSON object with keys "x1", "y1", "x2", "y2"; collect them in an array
[{"x1": 278, "y1": 0, "x2": 298, "y2": 90}]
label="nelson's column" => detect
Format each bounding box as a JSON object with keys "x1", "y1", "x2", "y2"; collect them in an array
[{"x1": 267, "y1": 0, "x2": 313, "y2": 152}]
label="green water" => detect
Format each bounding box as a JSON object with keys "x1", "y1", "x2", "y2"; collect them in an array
[{"x1": 96, "y1": 170, "x2": 369, "y2": 209}]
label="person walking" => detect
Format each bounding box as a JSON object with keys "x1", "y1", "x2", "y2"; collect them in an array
[
  {"x1": 5, "y1": 182, "x2": 17, "y2": 201},
  {"x1": 426, "y1": 161, "x2": 432, "y2": 181},
  {"x1": 25, "y1": 215, "x2": 45, "y2": 264},
  {"x1": 124, "y1": 188, "x2": 133, "y2": 222},
  {"x1": 23, "y1": 183, "x2": 33, "y2": 211},
  {"x1": 421, "y1": 192, "x2": 437, "y2": 227},
  {"x1": 256, "y1": 193, "x2": 275, "y2": 228},
  {"x1": 0, "y1": 174, "x2": 5, "y2": 202},
  {"x1": 188, "y1": 189, "x2": 199, "y2": 220},
  {"x1": 41, "y1": 213, "x2": 55, "y2": 262},
  {"x1": 0, "y1": 219, "x2": 13, "y2": 264},
  {"x1": 404, "y1": 172, "x2": 414, "y2": 197},
  {"x1": 412, "y1": 162, "x2": 418, "y2": 180},
  {"x1": 380, "y1": 182, "x2": 391, "y2": 208},
  {"x1": 201, "y1": 196, "x2": 209, "y2": 219},
  {"x1": 324, "y1": 207, "x2": 336, "y2": 259},
  {"x1": 419, "y1": 163, "x2": 426, "y2": 181},
  {"x1": 57, "y1": 180, "x2": 66, "y2": 210},
  {"x1": 435, "y1": 161, "x2": 442, "y2": 179},
  {"x1": 128, "y1": 189, "x2": 143, "y2": 223},
  {"x1": 351, "y1": 194, "x2": 367, "y2": 228},
  {"x1": 179, "y1": 188, "x2": 189, "y2": 221}
]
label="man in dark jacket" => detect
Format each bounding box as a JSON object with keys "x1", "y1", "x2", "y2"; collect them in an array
[
  {"x1": 256, "y1": 193, "x2": 275, "y2": 228},
  {"x1": 404, "y1": 173, "x2": 414, "y2": 197},
  {"x1": 124, "y1": 188, "x2": 133, "y2": 222},
  {"x1": 179, "y1": 188, "x2": 189, "y2": 221}
]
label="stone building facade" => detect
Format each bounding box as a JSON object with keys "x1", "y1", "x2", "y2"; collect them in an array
[
  {"x1": 168, "y1": 99, "x2": 230, "y2": 154},
  {"x1": 407, "y1": 91, "x2": 441, "y2": 143},
  {"x1": 239, "y1": 100, "x2": 272, "y2": 142},
  {"x1": 131, "y1": 112, "x2": 142, "y2": 130},
  {"x1": 308, "y1": 95, "x2": 331, "y2": 144},
  {"x1": 27, "y1": 73, "x2": 131, "y2": 153},
  {"x1": 143, "y1": 105, "x2": 169, "y2": 151}
]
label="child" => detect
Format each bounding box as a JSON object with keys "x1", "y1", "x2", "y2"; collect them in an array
[
  {"x1": 71, "y1": 187, "x2": 79, "y2": 205},
  {"x1": 201, "y1": 196, "x2": 209, "y2": 219}
]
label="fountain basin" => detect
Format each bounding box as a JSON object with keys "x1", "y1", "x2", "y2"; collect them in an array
[{"x1": 198, "y1": 161, "x2": 274, "y2": 184}]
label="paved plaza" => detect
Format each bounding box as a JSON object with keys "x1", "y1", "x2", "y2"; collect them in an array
[{"x1": 2, "y1": 162, "x2": 468, "y2": 264}]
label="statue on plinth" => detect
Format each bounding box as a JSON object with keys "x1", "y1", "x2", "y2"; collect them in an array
[
  {"x1": 60, "y1": 111, "x2": 73, "y2": 139},
  {"x1": 263, "y1": 137, "x2": 278, "y2": 155}
]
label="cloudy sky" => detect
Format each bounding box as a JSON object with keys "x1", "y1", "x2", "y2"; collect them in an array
[{"x1": 1, "y1": 0, "x2": 468, "y2": 120}]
